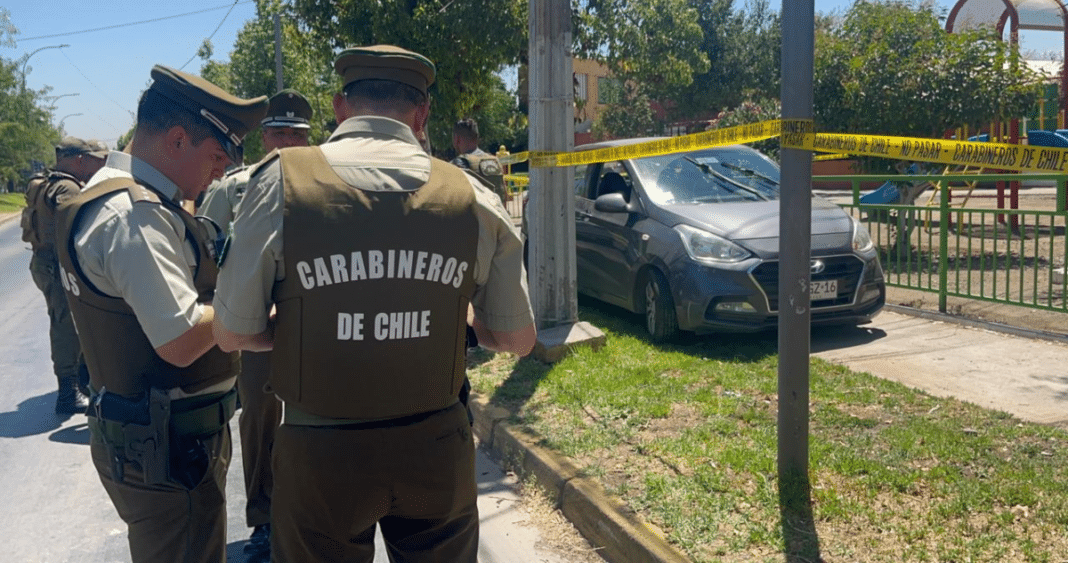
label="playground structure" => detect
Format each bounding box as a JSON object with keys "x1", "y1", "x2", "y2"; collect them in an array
[{"x1": 852, "y1": 1, "x2": 1068, "y2": 237}]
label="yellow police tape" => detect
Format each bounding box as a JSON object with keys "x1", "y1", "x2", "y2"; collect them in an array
[
  {"x1": 499, "y1": 119, "x2": 1068, "y2": 174},
  {"x1": 504, "y1": 174, "x2": 529, "y2": 187}
]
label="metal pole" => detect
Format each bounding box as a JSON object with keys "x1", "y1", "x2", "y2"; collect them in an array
[
  {"x1": 528, "y1": 0, "x2": 577, "y2": 331},
  {"x1": 274, "y1": 13, "x2": 284, "y2": 91},
  {"x1": 778, "y1": 0, "x2": 818, "y2": 558},
  {"x1": 21, "y1": 44, "x2": 69, "y2": 93}
]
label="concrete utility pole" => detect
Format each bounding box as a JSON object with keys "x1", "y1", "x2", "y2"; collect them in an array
[
  {"x1": 778, "y1": 0, "x2": 820, "y2": 559},
  {"x1": 527, "y1": 0, "x2": 604, "y2": 362}
]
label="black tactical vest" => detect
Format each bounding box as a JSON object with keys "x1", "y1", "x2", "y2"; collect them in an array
[
  {"x1": 270, "y1": 147, "x2": 479, "y2": 419},
  {"x1": 55, "y1": 178, "x2": 239, "y2": 399}
]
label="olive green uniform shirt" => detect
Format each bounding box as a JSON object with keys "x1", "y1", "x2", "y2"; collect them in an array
[
  {"x1": 214, "y1": 115, "x2": 533, "y2": 337},
  {"x1": 76, "y1": 151, "x2": 235, "y2": 397},
  {"x1": 198, "y1": 166, "x2": 251, "y2": 230}
]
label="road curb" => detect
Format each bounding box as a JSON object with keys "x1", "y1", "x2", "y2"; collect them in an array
[
  {"x1": 884, "y1": 303, "x2": 1068, "y2": 346},
  {"x1": 0, "y1": 211, "x2": 18, "y2": 226},
  {"x1": 469, "y1": 394, "x2": 692, "y2": 563}
]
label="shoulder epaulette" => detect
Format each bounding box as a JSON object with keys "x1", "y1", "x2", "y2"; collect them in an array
[
  {"x1": 223, "y1": 164, "x2": 249, "y2": 179},
  {"x1": 248, "y1": 150, "x2": 281, "y2": 178}
]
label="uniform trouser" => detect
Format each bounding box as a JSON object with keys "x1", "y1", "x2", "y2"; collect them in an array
[
  {"x1": 90, "y1": 425, "x2": 232, "y2": 563},
  {"x1": 237, "y1": 351, "x2": 282, "y2": 528},
  {"x1": 29, "y1": 252, "x2": 81, "y2": 380},
  {"x1": 271, "y1": 402, "x2": 478, "y2": 563}
]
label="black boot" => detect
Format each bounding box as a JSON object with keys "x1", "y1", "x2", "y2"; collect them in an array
[
  {"x1": 76, "y1": 364, "x2": 91, "y2": 396},
  {"x1": 55, "y1": 375, "x2": 89, "y2": 415},
  {"x1": 244, "y1": 523, "x2": 271, "y2": 562}
]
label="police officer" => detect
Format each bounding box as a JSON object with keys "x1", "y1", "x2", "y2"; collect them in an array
[
  {"x1": 451, "y1": 117, "x2": 508, "y2": 202},
  {"x1": 54, "y1": 65, "x2": 267, "y2": 563},
  {"x1": 212, "y1": 45, "x2": 537, "y2": 562},
  {"x1": 197, "y1": 87, "x2": 313, "y2": 563},
  {"x1": 21, "y1": 137, "x2": 107, "y2": 414}
]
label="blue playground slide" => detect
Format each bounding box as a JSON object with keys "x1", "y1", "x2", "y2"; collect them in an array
[
  {"x1": 1028, "y1": 130, "x2": 1068, "y2": 148},
  {"x1": 858, "y1": 134, "x2": 989, "y2": 205}
]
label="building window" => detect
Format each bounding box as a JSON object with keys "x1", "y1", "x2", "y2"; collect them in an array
[
  {"x1": 574, "y1": 73, "x2": 588, "y2": 102},
  {"x1": 597, "y1": 76, "x2": 621, "y2": 104}
]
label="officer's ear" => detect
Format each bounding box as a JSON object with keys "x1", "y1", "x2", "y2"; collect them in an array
[
  {"x1": 412, "y1": 101, "x2": 430, "y2": 138},
  {"x1": 332, "y1": 92, "x2": 352, "y2": 124},
  {"x1": 163, "y1": 125, "x2": 189, "y2": 157}
]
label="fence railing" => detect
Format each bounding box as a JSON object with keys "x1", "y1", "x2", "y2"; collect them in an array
[{"x1": 815, "y1": 173, "x2": 1068, "y2": 314}]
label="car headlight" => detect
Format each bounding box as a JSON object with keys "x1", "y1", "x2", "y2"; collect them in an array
[
  {"x1": 674, "y1": 224, "x2": 751, "y2": 263},
  {"x1": 851, "y1": 217, "x2": 874, "y2": 252}
]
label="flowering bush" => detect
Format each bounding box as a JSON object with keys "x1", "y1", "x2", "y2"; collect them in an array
[{"x1": 707, "y1": 98, "x2": 782, "y2": 161}]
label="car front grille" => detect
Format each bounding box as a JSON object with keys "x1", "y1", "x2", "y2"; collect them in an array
[{"x1": 750, "y1": 255, "x2": 866, "y2": 312}]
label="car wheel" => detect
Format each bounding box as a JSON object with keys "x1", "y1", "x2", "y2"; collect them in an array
[{"x1": 643, "y1": 269, "x2": 678, "y2": 343}]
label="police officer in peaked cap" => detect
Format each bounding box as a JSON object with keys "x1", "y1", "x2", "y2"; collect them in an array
[
  {"x1": 197, "y1": 86, "x2": 314, "y2": 563},
  {"x1": 22, "y1": 136, "x2": 108, "y2": 414},
  {"x1": 212, "y1": 45, "x2": 536, "y2": 562},
  {"x1": 55, "y1": 64, "x2": 267, "y2": 563}
]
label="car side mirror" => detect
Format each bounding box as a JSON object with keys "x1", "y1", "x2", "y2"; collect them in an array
[{"x1": 594, "y1": 192, "x2": 632, "y2": 214}]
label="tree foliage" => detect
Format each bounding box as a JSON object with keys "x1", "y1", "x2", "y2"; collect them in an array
[
  {"x1": 577, "y1": 0, "x2": 779, "y2": 138},
  {"x1": 0, "y1": 15, "x2": 61, "y2": 187},
  {"x1": 814, "y1": 0, "x2": 1043, "y2": 139},
  {"x1": 200, "y1": 0, "x2": 336, "y2": 163},
  {"x1": 201, "y1": 0, "x2": 528, "y2": 160},
  {"x1": 671, "y1": 0, "x2": 780, "y2": 121},
  {"x1": 290, "y1": 0, "x2": 528, "y2": 155}
]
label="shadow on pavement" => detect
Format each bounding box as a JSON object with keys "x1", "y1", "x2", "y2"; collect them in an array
[
  {"x1": 810, "y1": 324, "x2": 887, "y2": 353},
  {"x1": 0, "y1": 392, "x2": 71, "y2": 438},
  {"x1": 49, "y1": 420, "x2": 91, "y2": 445}
]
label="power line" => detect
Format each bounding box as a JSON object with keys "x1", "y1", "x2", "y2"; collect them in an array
[
  {"x1": 18, "y1": 1, "x2": 255, "y2": 43},
  {"x1": 179, "y1": 0, "x2": 242, "y2": 71},
  {"x1": 59, "y1": 49, "x2": 133, "y2": 125}
]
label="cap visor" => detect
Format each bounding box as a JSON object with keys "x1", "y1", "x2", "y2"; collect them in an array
[{"x1": 262, "y1": 119, "x2": 311, "y2": 129}]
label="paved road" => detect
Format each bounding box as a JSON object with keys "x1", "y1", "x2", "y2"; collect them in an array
[{"x1": 0, "y1": 215, "x2": 578, "y2": 563}]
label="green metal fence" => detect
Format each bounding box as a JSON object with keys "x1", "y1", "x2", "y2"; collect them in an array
[{"x1": 814, "y1": 173, "x2": 1068, "y2": 314}]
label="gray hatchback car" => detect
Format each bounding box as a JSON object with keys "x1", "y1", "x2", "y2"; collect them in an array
[{"x1": 570, "y1": 138, "x2": 885, "y2": 341}]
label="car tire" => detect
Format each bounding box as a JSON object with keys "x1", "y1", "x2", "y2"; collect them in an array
[{"x1": 643, "y1": 269, "x2": 678, "y2": 343}]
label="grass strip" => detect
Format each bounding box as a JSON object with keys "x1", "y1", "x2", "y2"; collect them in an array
[
  {"x1": 0, "y1": 193, "x2": 24, "y2": 213},
  {"x1": 469, "y1": 299, "x2": 1068, "y2": 563}
]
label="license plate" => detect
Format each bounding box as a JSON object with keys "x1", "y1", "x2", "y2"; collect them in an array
[{"x1": 811, "y1": 279, "x2": 838, "y2": 301}]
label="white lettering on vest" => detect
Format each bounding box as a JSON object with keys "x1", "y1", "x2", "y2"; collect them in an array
[
  {"x1": 414, "y1": 251, "x2": 429, "y2": 280},
  {"x1": 59, "y1": 264, "x2": 80, "y2": 296},
  {"x1": 336, "y1": 312, "x2": 365, "y2": 340},
  {"x1": 426, "y1": 253, "x2": 444, "y2": 283},
  {"x1": 372, "y1": 310, "x2": 430, "y2": 341},
  {"x1": 368, "y1": 250, "x2": 384, "y2": 279},
  {"x1": 330, "y1": 254, "x2": 349, "y2": 283},
  {"x1": 296, "y1": 250, "x2": 469, "y2": 289},
  {"x1": 441, "y1": 258, "x2": 457, "y2": 286},
  {"x1": 314, "y1": 257, "x2": 332, "y2": 286},
  {"x1": 296, "y1": 261, "x2": 315, "y2": 289},
  {"x1": 350, "y1": 251, "x2": 367, "y2": 281}
]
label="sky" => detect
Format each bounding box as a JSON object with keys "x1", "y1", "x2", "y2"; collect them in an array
[{"x1": 8, "y1": 0, "x2": 1066, "y2": 148}]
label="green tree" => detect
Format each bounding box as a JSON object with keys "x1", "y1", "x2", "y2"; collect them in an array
[
  {"x1": 814, "y1": 0, "x2": 1042, "y2": 140},
  {"x1": 0, "y1": 11, "x2": 59, "y2": 186},
  {"x1": 577, "y1": 0, "x2": 708, "y2": 137},
  {"x1": 669, "y1": 0, "x2": 780, "y2": 123},
  {"x1": 200, "y1": 0, "x2": 336, "y2": 163},
  {"x1": 290, "y1": 0, "x2": 528, "y2": 153}
]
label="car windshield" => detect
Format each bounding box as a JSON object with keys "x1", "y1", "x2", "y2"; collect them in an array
[{"x1": 630, "y1": 147, "x2": 781, "y2": 205}]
